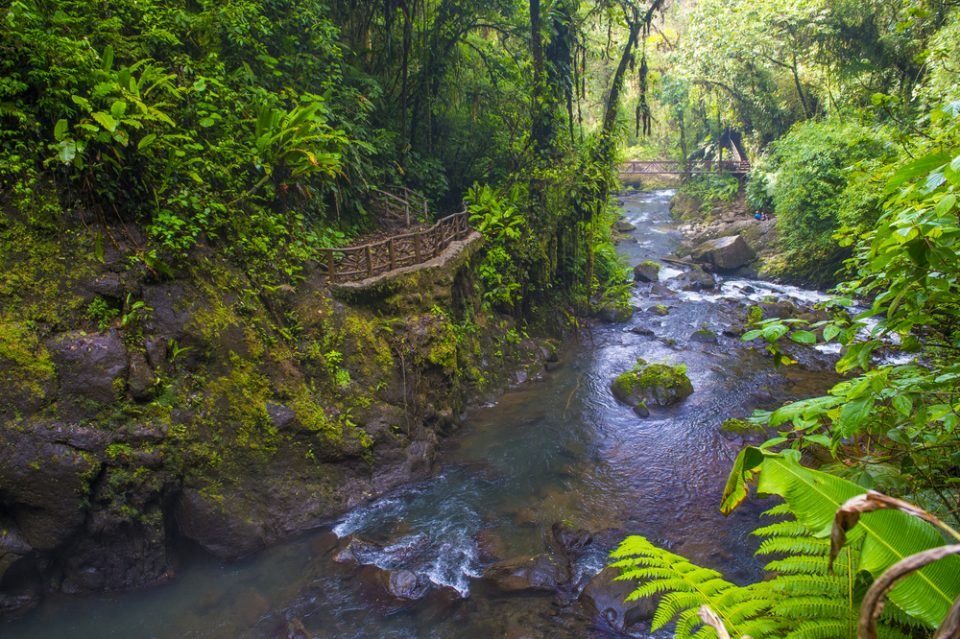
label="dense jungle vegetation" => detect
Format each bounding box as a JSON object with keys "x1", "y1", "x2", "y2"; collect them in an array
[
  {"x1": 612, "y1": 1, "x2": 960, "y2": 638},
  {"x1": 1, "y1": 0, "x2": 960, "y2": 637}
]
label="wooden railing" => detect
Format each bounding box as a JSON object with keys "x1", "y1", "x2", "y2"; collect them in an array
[
  {"x1": 320, "y1": 210, "x2": 473, "y2": 283},
  {"x1": 620, "y1": 160, "x2": 752, "y2": 175}
]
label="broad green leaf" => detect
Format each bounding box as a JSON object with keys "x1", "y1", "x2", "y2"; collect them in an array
[
  {"x1": 735, "y1": 450, "x2": 960, "y2": 627},
  {"x1": 742, "y1": 329, "x2": 762, "y2": 341},
  {"x1": 54, "y1": 119, "x2": 68, "y2": 141},
  {"x1": 822, "y1": 324, "x2": 841, "y2": 342},
  {"x1": 892, "y1": 394, "x2": 913, "y2": 417},
  {"x1": 789, "y1": 330, "x2": 817, "y2": 345},
  {"x1": 935, "y1": 194, "x2": 956, "y2": 215},
  {"x1": 92, "y1": 111, "x2": 118, "y2": 133},
  {"x1": 837, "y1": 396, "x2": 874, "y2": 436},
  {"x1": 720, "y1": 446, "x2": 765, "y2": 514},
  {"x1": 137, "y1": 133, "x2": 157, "y2": 150},
  {"x1": 57, "y1": 140, "x2": 76, "y2": 164},
  {"x1": 102, "y1": 45, "x2": 114, "y2": 71}
]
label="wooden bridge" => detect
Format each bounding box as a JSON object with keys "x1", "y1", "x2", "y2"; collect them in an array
[
  {"x1": 319, "y1": 210, "x2": 473, "y2": 283},
  {"x1": 620, "y1": 160, "x2": 751, "y2": 176}
]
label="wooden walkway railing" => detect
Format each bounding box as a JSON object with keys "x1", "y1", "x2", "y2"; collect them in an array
[
  {"x1": 620, "y1": 160, "x2": 751, "y2": 175},
  {"x1": 320, "y1": 210, "x2": 472, "y2": 283}
]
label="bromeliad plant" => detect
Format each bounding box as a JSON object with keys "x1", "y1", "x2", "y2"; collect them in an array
[{"x1": 611, "y1": 448, "x2": 960, "y2": 639}]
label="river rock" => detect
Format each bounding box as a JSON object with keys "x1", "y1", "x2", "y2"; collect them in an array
[
  {"x1": 614, "y1": 220, "x2": 636, "y2": 233},
  {"x1": 676, "y1": 265, "x2": 716, "y2": 291},
  {"x1": 174, "y1": 488, "x2": 267, "y2": 559},
  {"x1": 550, "y1": 522, "x2": 592, "y2": 560},
  {"x1": 47, "y1": 329, "x2": 128, "y2": 405},
  {"x1": 0, "y1": 524, "x2": 31, "y2": 582},
  {"x1": 0, "y1": 431, "x2": 97, "y2": 550},
  {"x1": 333, "y1": 536, "x2": 384, "y2": 565},
  {"x1": 611, "y1": 358, "x2": 694, "y2": 409},
  {"x1": 127, "y1": 350, "x2": 156, "y2": 400},
  {"x1": 483, "y1": 554, "x2": 567, "y2": 593},
  {"x1": 690, "y1": 235, "x2": 755, "y2": 271},
  {"x1": 284, "y1": 618, "x2": 310, "y2": 639},
  {"x1": 579, "y1": 566, "x2": 657, "y2": 633},
  {"x1": 689, "y1": 327, "x2": 719, "y2": 344},
  {"x1": 596, "y1": 303, "x2": 634, "y2": 324},
  {"x1": 356, "y1": 564, "x2": 432, "y2": 602},
  {"x1": 633, "y1": 260, "x2": 661, "y2": 283}
]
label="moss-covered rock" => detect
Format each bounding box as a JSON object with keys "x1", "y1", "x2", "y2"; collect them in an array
[
  {"x1": 633, "y1": 260, "x2": 661, "y2": 283},
  {"x1": 611, "y1": 359, "x2": 693, "y2": 411}
]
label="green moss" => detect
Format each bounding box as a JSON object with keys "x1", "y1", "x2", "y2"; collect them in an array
[
  {"x1": 0, "y1": 208, "x2": 89, "y2": 328},
  {"x1": 651, "y1": 304, "x2": 670, "y2": 316},
  {"x1": 290, "y1": 384, "x2": 343, "y2": 442},
  {"x1": 611, "y1": 358, "x2": 693, "y2": 408},
  {"x1": 0, "y1": 318, "x2": 55, "y2": 403},
  {"x1": 196, "y1": 354, "x2": 277, "y2": 455},
  {"x1": 638, "y1": 260, "x2": 661, "y2": 277},
  {"x1": 721, "y1": 418, "x2": 764, "y2": 435}
]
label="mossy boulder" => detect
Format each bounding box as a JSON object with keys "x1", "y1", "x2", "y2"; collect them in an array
[
  {"x1": 611, "y1": 359, "x2": 693, "y2": 411},
  {"x1": 633, "y1": 260, "x2": 661, "y2": 283}
]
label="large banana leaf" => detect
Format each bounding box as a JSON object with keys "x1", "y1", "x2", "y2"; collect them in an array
[{"x1": 722, "y1": 447, "x2": 960, "y2": 628}]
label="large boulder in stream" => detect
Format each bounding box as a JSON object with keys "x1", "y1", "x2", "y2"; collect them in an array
[
  {"x1": 579, "y1": 566, "x2": 657, "y2": 633},
  {"x1": 611, "y1": 358, "x2": 693, "y2": 413},
  {"x1": 482, "y1": 554, "x2": 568, "y2": 593},
  {"x1": 633, "y1": 261, "x2": 661, "y2": 283},
  {"x1": 690, "y1": 234, "x2": 755, "y2": 271},
  {"x1": 676, "y1": 265, "x2": 717, "y2": 291}
]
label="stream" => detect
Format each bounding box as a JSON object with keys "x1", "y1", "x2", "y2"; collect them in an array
[{"x1": 5, "y1": 190, "x2": 839, "y2": 638}]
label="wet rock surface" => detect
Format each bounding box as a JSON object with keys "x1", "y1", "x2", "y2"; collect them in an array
[
  {"x1": 482, "y1": 554, "x2": 568, "y2": 593},
  {"x1": 690, "y1": 234, "x2": 756, "y2": 271},
  {"x1": 46, "y1": 329, "x2": 128, "y2": 406},
  {"x1": 579, "y1": 566, "x2": 656, "y2": 634}
]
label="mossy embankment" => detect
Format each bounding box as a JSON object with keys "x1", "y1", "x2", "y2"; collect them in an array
[{"x1": 0, "y1": 203, "x2": 553, "y2": 618}]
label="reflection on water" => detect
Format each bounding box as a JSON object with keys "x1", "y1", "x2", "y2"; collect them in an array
[{"x1": 5, "y1": 190, "x2": 839, "y2": 639}]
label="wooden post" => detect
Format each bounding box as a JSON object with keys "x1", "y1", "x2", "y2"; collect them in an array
[
  {"x1": 388, "y1": 238, "x2": 395, "y2": 270},
  {"x1": 404, "y1": 203, "x2": 410, "y2": 227},
  {"x1": 327, "y1": 250, "x2": 335, "y2": 282},
  {"x1": 414, "y1": 233, "x2": 421, "y2": 263},
  {"x1": 365, "y1": 244, "x2": 373, "y2": 278}
]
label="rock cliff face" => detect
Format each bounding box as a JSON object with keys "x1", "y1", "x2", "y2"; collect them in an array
[{"x1": 0, "y1": 218, "x2": 545, "y2": 619}]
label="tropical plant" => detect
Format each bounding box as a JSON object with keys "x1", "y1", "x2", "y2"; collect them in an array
[{"x1": 612, "y1": 449, "x2": 960, "y2": 639}]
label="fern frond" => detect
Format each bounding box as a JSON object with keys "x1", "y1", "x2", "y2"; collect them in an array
[
  {"x1": 753, "y1": 518, "x2": 814, "y2": 538},
  {"x1": 764, "y1": 555, "x2": 831, "y2": 575},
  {"x1": 784, "y1": 618, "x2": 853, "y2": 639},
  {"x1": 773, "y1": 595, "x2": 854, "y2": 618},
  {"x1": 769, "y1": 574, "x2": 846, "y2": 595},
  {"x1": 757, "y1": 536, "x2": 831, "y2": 556},
  {"x1": 613, "y1": 535, "x2": 775, "y2": 639},
  {"x1": 762, "y1": 502, "x2": 796, "y2": 517}
]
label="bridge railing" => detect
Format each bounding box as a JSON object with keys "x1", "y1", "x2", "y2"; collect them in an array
[
  {"x1": 620, "y1": 160, "x2": 751, "y2": 175},
  {"x1": 320, "y1": 210, "x2": 472, "y2": 283}
]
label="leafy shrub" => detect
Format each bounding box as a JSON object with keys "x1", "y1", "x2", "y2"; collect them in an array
[
  {"x1": 764, "y1": 118, "x2": 894, "y2": 284},
  {"x1": 678, "y1": 172, "x2": 740, "y2": 209}
]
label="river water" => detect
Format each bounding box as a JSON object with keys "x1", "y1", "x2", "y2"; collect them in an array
[{"x1": 5, "y1": 190, "x2": 838, "y2": 638}]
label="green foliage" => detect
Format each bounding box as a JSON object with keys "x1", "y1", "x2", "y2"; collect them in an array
[
  {"x1": 739, "y1": 98, "x2": 960, "y2": 523},
  {"x1": 614, "y1": 450, "x2": 960, "y2": 638},
  {"x1": 86, "y1": 296, "x2": 120, "y2": 330},
  {"x1": 677, "y1": 173, "x2": 740, "y2": 211},
  {"x1": 467, "y1": 183, "x2": 528, "y2": 310},
  {"x1": 761, "y1": 119, "x2": 893, "y2": 285},
  {"x1": 0, "y1": 317, "x2": 56, "y2": 402},
  {"x1": 0, "y1": 0, "x2": 379, "y2": 284}
]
